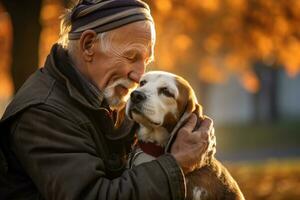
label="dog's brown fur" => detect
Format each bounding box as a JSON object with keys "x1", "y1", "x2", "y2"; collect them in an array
[
  {"x1": 186, "y1": 158, "x2": 245, "y2": 200},
  {"x1": 165, "y1": 76, "x2": 244, "y2": 200}
]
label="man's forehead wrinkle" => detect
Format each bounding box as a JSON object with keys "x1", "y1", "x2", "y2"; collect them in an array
[
  {"x1": 112, "y1": 24, "x2": 153, "y2": 46},
  {"x1": 105, "y1": 22, "x2": 154, "y2": 59},
  {"x1": 122, "y1": 44, "x2": 147, "y2": 55},
  {"x1": 109, "y1": 41, "x2": 149, "y2": 61},
  {"x1": 115, "y1": 40, "x2": 153, "y2": 61}
]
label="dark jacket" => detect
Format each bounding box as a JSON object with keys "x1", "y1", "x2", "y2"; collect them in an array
[{"x1": 0, "y1": 44, "x2": 185, "y2": 200}]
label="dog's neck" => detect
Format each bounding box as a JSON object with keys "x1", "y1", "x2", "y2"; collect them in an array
[
  {"x1": 137, "y1": 125, "x2": 170, "y2": 147},
  {"x1": 136, "y1": 125, "x2": 170, "y2": 158}
]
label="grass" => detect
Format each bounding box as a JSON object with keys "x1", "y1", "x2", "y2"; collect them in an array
[
  {"x1": 226, "y1": 160, "x2": 300, "y2": 200},
  {"x1": 213, "y1": 122, "x2": 300, "y2": 199},
  {"x1": 215, "y1": 120, "x2": 300, "y2": 154}
]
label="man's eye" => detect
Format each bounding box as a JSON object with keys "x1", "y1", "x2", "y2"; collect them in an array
[
  {"x1": 159, "y1": 87, "x2": 175, "y2": 98},
  {"x1": 126, "y1": 57, "x2": 136, "y2": 62},
  {"x1": 140, "y1": 80, "x2": 147, "y2": 86},
  {"x1": 126, "y1": 54, "x2": 138, "y2": 62}
]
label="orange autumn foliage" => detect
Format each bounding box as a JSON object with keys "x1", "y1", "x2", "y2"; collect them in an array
[
  {"x1": 1, "y1": 0, "x2": 300, "y2": 97},
  {"x1": 0, "y1": 5, "x2": 13, "y2": 98},
  {"x1": 145, "y1": 0, "x2": 300, "y2": 92}
]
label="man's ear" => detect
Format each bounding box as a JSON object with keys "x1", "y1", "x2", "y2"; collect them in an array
[{"x1": 79, "y1": 30, "x2": 98, "y2": 62}]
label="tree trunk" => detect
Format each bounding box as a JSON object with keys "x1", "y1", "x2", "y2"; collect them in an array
[
  {"x1": 269, "y1": 66, "x2": 279, "y2": 122},
  {"x1": 2, "y1": 0, "x2": 42, "y2": 92},
  {"x1": 253, "y1": 62, "x2": 279, "y2": 123}
]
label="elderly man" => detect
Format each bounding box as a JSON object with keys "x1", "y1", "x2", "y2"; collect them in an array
[{"x1": 0, "y1": 0, "x2": 215, "y2": 199}]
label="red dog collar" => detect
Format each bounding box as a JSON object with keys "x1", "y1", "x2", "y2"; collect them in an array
[{"x1": 138, "y1": 141, "x2": 165, "y2": 157}]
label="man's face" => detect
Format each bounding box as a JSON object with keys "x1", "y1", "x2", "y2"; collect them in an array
[{"x1": 89, "y1": 21, "x2": 155, "y2": 110}]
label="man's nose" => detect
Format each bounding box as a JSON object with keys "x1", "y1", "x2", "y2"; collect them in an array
[
  {"x1": 130, "y1": 90, "x2": 147, "y2": 104},
  {"x1": 128, "y1": 71, "x2": 143, "y2": 83},
  {"x1": 128, "y1": 62, "x2": 146, "y2": 83}
]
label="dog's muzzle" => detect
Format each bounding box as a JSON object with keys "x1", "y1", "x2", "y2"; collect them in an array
[{"x1": 130, "y1": 91, "x2": 147, "y2": 104}]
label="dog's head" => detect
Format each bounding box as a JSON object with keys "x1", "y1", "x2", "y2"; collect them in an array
[{"x1": 126, "y1": 71, "x2": 202, "y2": 134}]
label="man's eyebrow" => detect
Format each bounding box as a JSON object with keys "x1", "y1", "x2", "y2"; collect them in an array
[{"x1": 123, "y1": 48, "x2": 154, "y2": 62}]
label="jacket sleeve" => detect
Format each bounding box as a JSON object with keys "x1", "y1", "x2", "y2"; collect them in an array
[{"x1": 10, "y1": 105, "x2": 186, "y2": 200}]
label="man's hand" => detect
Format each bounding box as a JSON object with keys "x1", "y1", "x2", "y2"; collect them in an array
[{"x1": 171, "y1": 114, "x2": 216, "y2": 174}]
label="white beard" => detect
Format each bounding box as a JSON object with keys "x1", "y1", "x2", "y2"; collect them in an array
[{"x1": 103, "y1": 78, "x2": 136, "y2": 111}]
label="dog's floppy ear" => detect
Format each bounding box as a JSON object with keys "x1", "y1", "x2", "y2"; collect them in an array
[
  {"x1": 192, "y1": 103, "x2": 204, "y2": 131},
  {"x1": 185, "y1": 84, "x2": 203, "y2": 118},
  {"x1": 186, "y1": 99, "x2": 203, "y2": 116},
  {"x1": 165, "y1": 79, "x2": 204, "y2": 152},
  {"x1": 174, "y1": 75, "x2": 204, "y2": 127},
  {"x1": 183, "y1": 96, "x2": 204, "y2": 130},
  {"x1": 193, "y1": 103, "x2": 203, "y2": 119}
]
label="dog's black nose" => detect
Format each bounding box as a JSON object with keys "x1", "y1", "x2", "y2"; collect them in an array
[{"x1": 131, "y1": 91, "x2": 146, "y2": 104}]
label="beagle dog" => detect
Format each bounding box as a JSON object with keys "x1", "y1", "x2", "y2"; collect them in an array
[{"x1": 126, "y1": 71, "x2": 245, "y2": 200}]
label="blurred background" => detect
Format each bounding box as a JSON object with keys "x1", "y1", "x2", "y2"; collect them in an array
[{"x1": 0, "y1": 0, "x2": 300, "y2": 199}]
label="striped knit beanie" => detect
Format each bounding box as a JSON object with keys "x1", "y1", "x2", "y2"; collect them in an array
[{"x1": 68, "y1": 0, "x2": 153, "y2": 40}]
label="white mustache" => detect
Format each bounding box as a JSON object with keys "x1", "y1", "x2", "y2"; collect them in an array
[
  {"x1": 113, "y1": 78, "x2": 136, "y2": 89},
  {"x1": 103, "y1": 78, "x2": 137, "y2": 97}
]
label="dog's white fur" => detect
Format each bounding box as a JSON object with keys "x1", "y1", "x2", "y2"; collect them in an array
[{"x1": 126, "y1": 71, "x2": 182, "y2": 146}]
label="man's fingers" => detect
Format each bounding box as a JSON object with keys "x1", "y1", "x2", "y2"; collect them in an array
[
  {"x1": 199, "y1": 116, "x2": 213, "y2": 132},
  {"x1": 181, "y1": 114, "x2": 197, "y2": 132},
  {"x1": 172, "y1": 114, "x2": 216, "y2": 173}
]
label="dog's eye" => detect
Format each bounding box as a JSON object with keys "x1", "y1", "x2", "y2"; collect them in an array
[
  {"x1": 159, "y1": 87, "x2": 175, "y2": 98},
  {"x1": 140, "y1": 80, "x2": 147, "y2": 86}
]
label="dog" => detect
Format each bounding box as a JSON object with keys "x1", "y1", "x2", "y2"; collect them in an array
[{"x1": 125, "y1": 71, "x2": 245, "y2": 200}]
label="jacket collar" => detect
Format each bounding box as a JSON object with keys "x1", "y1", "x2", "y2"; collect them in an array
[{"x1": 45, "y1": 43, "x2": 109, "y2": 111}]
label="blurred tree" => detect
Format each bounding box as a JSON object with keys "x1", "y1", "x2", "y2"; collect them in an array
[
  {"x1": 253, "y1": 63, "x2": 279, "y2": 122},
  {"x1": 39, "y1": 0, "x2": 66, "y2": 66},
  {"x1": 0, "y1": 3, "x2": 13, "y2": 98},
  {"x1": 146, "y1": 0, "x2": 300, "y2": 80},
  {"x1": 0, "y1": 0, "x2": 71, "y2": 92},
  {"x1": 1, "y1": 0, "x2": 42, "y2": 92}
]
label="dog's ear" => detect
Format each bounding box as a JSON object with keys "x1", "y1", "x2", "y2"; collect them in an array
[
  {"x1": 184, "y1": 87, "x2": 204, "y2": 133},
  {"x1": 193, "y1": 103, "x2": 204, "y2": 131},
  {"x1": 185, "y1": 91, "x2": 203, "y2": 118},
  {"x1": 193, "y1": 103, "x2": 203, "y2": 119},
  {"x1": 185, "y1": 97, "x2": 194, "y2": 114}
]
